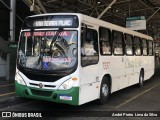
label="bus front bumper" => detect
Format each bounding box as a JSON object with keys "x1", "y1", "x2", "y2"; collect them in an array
[{"x1": 15, "y1": 81, "x2": 79, "y2": 105}]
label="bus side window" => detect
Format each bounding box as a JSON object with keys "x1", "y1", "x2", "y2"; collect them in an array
[
  {"x1": 113, "y1": 31, "x2": 124, "y2": 55},
  {"x1": 99, "y1": 27, "x2": 112, "y2": 55},
  {"x1": 81, "y1": 28, "x2": 99, "y2": 67},
  {"x1": 134, "y1": 36, "x2": 142, "y2": 56},
  {"x1": 125, "y1": 34, "x2": 133, "y2": 55},
  {"x1": 142, "y1": 39, "x2": 148, "y2": 56},
  {"x1": 148, "y1": 40, "x2": 153, "y2": 56}
]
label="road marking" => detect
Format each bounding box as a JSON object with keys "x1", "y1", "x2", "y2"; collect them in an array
[
  {"x1": 0, "y1": 84, "x2": 14, "y2": 88},
  {"x1": 0, "y1": 92, "x2": 15, "y2": 97},
  {"x1": 115, "y1": 83, "x2": 160, "y2": 108}
]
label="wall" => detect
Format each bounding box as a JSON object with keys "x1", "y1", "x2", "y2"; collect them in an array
[{"x1": 0, "y1": 57, "x2": 6, "y2": 78}]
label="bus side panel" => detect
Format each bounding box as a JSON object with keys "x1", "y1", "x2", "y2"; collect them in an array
[
  {"x1": 79, "y1": 63, "x2": 100, "y2": 105},
  {"x1": 142, "y1": 56, "x2": 149, "y2": 81},
  {"x1": 111, "y1": 56, "x2": 127, "y2": 90},
  {"x1": 133, "y1": 56, "x2": 142, "y2": 85},
  {"x1": 148, "y1": 56, "x2": 155, "y2": 79},
  {"x1": 126, "y1": 56, "x2": 135, "y2": 86},
  {"x1": 143, "y1": 56, "x2": 154, "y2": 80},
  {"x1": 79, "y1": 82, "x2": 100, "y2": 105},
  {"x1": 102, "y1": 56, "x2": 127, "y2": 93}
]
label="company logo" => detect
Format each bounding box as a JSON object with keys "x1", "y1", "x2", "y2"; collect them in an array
[
  {"x1": 38, "y1": 83, "x2": 43, "y2": 88},
  {"x1": 2, "y1": 112, "x2": 11, "y2": 117},
  {"x1": 1, "y1": 112, "x2": 42, "y2": 117}
]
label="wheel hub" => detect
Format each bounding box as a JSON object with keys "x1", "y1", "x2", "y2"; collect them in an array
[
  {"x1": 140, "y1": 75, "x2": 143, "y2": 85},
  {"x1": 102, "y1": 84, "x2": 108, "y2": 97}
]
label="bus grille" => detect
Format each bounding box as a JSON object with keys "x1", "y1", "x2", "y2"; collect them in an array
[
  {"x1": 23, "y1": 72, "x2": 63, "y2": 82},
  {"x1": 31, "y1": 89, "x2": 52, "y2": 97}
]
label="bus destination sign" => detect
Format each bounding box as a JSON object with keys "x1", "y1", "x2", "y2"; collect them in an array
[
  {"x1": 22, "y1": 15, "x2": 79, "y2": 29},
  {"x1": 33, "y1": 18, "x2": 73, "y2": 27}
]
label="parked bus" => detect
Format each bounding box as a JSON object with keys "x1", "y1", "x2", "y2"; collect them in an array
[{"x1": 15, "y1": 13, "x2": 154, "y2": 105}]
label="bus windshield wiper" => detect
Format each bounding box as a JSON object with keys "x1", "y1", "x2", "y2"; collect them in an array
[
  {"x1": 49, "y1": 28, "x2": 63, "y2": 53},
  {"x1": 37, "y1": 28, "x2": 64, "y2": 69},
  {"x1": 37, "y1": 31, "x2": 47, "y2": 68}
]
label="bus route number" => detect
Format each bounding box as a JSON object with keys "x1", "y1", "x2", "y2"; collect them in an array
[{"x1": 103, "y1": 62, "x2": 110, "y2": 70}]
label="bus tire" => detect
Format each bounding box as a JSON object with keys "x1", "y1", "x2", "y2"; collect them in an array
[
  {"x1": 138, "y1": 70, "x2": 144, "y2": 87},
  {"x1": 97, "y1": 78, "x2": 110, "y2": 105}
]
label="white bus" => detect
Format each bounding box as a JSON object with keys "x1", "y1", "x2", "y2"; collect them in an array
[{"x1": 15, "y1": 13, "x2": 154, "y2": 105}]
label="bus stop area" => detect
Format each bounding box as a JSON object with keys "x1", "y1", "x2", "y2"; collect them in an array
[{"x1": 0, "y1": 0, "x2": 160, "y2": 119}]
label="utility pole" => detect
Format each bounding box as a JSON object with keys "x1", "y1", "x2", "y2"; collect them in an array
[{"x1": 10, "y1": 0, "x2": 16, "y2": 42}]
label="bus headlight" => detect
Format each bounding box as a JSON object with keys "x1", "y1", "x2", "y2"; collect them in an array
[
  {"x1": 58, "y1": 77, "x2": 77, "y2": 90},
  {"x1": 15, "y1": 72, "x2": 26, "y2": 85}
]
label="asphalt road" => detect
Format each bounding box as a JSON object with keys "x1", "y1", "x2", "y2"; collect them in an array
[{"x1": 0, "y1": 68, "x2": 160, "y2": 119}]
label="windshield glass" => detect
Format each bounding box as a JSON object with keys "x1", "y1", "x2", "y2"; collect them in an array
[{"x1": 18, "y1": 30, "x2": 78, "y2": 71}]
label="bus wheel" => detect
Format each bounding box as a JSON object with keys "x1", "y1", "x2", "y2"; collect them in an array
[
  {"x1": 138, "y1": 70, "x2": 144, "y2": 87},
  {"x1": 97, "y1": 79, "x2": 110, "y2": 105}
]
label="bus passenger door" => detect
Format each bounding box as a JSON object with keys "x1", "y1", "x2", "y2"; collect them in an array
[{"x1": 79, "y1": 25, "x2": 100, "y2": 104}]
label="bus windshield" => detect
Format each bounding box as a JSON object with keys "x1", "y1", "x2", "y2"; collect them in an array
[{"x1": 18, "y1": 30, "x2": 78, "y2": 71}]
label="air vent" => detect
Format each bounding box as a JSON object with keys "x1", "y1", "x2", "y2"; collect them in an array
[
  {"x1": 24, "y1": 72, "x2": 63, "y2": 82},
  {"x1": 31, "y1": 89, "x2": 52, "y2": 97},
  {"x1": 29, "y1": 83, "x2": 56, "y2": 88}
]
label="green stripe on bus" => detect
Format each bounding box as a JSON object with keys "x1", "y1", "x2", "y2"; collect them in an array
[{"x1": 15, "y1": 81, "x2": 79, "y2": 105}]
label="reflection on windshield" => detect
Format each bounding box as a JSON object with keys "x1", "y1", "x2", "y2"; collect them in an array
[{"x1": 18, "y1": 31, "x2": 77, "y2": 70}]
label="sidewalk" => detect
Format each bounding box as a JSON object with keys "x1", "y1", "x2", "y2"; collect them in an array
[{"x1": 0, "y1": 79, "x2": 15, "y2": 103}]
